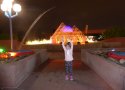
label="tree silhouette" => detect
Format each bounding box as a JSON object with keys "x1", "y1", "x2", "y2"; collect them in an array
[{"x1": 102, "y1": 27, "x2": 125, "y2": 39}]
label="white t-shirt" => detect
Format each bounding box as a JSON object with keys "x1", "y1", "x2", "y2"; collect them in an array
[{"x1": 62, "y1": 41, "x2": 73, "y2": 61}]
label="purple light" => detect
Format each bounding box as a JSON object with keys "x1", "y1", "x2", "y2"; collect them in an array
[{"x1": 62, "y1": 26, "x2": 73, "y2": 32}]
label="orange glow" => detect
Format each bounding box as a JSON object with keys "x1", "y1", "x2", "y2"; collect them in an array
[
  {"x1": 0, "y1": 53, "x2": 8, "y2": 58},
  {"x1": 51, "y1": 23, "x2": 86, "y2": 45},
  {"x1": 8, "y1": 52, "x2": 17, "y2": 57},
  {"x1": 26, "y1": 39, "x2": 52, "y2": 45},
  {"x1": 0, "y1": 52, "x2": 17, "y2": 59},
  {"x1": 86, "y1": 36, "x2": 97, "y2": 43}
]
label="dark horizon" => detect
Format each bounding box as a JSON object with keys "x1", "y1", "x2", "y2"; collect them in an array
[{"x1": 0, "y1": 0, "x2": 125, "y2": 39}]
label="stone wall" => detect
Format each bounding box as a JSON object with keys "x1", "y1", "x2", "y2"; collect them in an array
[
  {"x1": 81, "y1": 49, "x2": 125, "y2": 90},
  {"x1": 0, "y1": 49, "x2": 48, "y2": 88}
]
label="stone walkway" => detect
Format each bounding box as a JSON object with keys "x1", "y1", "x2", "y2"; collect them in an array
[{"x1": 19, "y1": 59, "x2": 112, "y2": 90}]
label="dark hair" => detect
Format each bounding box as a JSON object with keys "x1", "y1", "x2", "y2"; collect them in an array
[{"x1": 66, "y1": 42, "x2": 71, "y2": 47}]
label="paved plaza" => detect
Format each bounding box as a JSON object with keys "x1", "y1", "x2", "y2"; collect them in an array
[{"x1": 19, "y1": 59, "x2": 112, "y2": 90}]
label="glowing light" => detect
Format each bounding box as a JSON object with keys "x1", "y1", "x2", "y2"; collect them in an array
[
  {"x1": 26, "y1": 39, "x2": 52, "y2": 45},
  {"x1": 111, "y1": 48, "x2": 115, "y2": 51},
  {"x1": 8, "y1": 52, "x2": 17, "y2": 57},
  {"x1": 0, "y1": 53, "x2": 8, "y2": 58},
  {"x1": 0, "y1": 49, "x2": 4, "y2": 53},
  {"x1": 13, "y1": 3, "x2": 21, "y2": 12},
  {"x1": 0, "y1": 48, "x2": 6, "y2": 53},
  {"x1": 62, "y1": 26, "x2": 73, "y2": 32},
  {"x1": 86, "y1": 36, "x2": 97, "y2": 43},
  {"x1": 1, "y1": 0, "x2": 14, "y2": 11}
]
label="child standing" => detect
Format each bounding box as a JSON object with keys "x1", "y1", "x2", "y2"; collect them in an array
[{"x1": 62, "y1": 39, "x2": 74, "y2": 80}]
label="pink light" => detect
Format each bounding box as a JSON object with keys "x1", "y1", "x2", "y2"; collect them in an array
[{"x1": 62, "y1": 26, "x2": 73, "y2": 32}]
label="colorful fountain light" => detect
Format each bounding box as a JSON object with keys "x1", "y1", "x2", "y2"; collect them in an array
[
  {"x1": 8, "y1": 52, "x2": 17, "y2": 57},
  {"x1": 0, "y1": 48, "x2": 5, "y2": 53},
  {"x1": 26, "y1": 39, "x2": 52, "y2": 45},
  {"x1": 0, "y1": 52, "x2": 17, "y2": 59},
  {"x1": 8, "y1": 50, "x2": 34, "y2": 57},
  {"x1": 0, "y1": 47, "x2": 8, "y2": 59},
  {"x1": 0, "y1": 53, "x2": 8, "y2": 59}
]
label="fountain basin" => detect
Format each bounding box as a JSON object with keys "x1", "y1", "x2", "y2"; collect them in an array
[
  {"x1": 81, "y1": 49, "x2": 125, "y2": 90},
  {"x1": 0, "y1": 49, "x2": 48, "y2": 88}
]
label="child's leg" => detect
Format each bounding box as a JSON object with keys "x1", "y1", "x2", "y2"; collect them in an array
[
  {"x1": 65, "y1": 61, "x2": 70, "y2": 80},
  {"x1": 69, "y1": 61, "x2": 73, "y2": 76},
  {"x1": 69, "y1": 61, "x2": 74, "y2": 80},
  {"x1": 65, "y1": 61, "x2": 69, "y2": 75}
]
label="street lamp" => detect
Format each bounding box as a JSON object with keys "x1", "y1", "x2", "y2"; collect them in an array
[{"x1": 1, "y1": 0, "x2": 21, "y2": 51}]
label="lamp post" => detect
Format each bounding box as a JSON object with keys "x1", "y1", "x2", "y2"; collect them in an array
[{"x1": 1, "y1": 0, "x2": 21, "y2": 51}]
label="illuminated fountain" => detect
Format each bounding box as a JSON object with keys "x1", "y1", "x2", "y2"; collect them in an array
[
  {"x1": 25, "y1": 23, "x2": 88, "y2": 45},
  {"x1": 18, "y1": 7, "x2": 55, "y2": 49},
  {"x1": 26, "y1": 39, "x2": 52, "y2": 45},
  {"x1": 0, "y1": 6, "x2": 55, "y2": 62}
]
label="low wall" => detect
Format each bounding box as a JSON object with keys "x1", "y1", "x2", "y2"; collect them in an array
[
  {"x1": 81, "y1": 49, "x2": 125, "y2": 90},
  {"x1": 48, "y1": 51, "x2": 81, "y2": 60},
  {"x1": 0, "y1": 49, "x2": 48, "y2": 88},
  {"x1": 22, "y1": 44, "x2": 82, "y2": 52},
  {"x1": 84, "y1": 42, "x2": 125, "y2": 48}
]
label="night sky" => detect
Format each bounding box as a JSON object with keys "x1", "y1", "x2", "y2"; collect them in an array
[{"x1": 0, "y1": 0, "x2": 125, "y2": 39}]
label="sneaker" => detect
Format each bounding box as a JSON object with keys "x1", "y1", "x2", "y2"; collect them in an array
[
  {"x1": 70, "y1": 76, "x2": 74, "y2": 81},
  {"x1": 65, "y1": 75, "x2": 69, "y2": 80}
]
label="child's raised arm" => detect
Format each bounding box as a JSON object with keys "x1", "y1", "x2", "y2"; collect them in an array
[{"x1": 61, "y1": 37, "x2": 66, "y2": 50}]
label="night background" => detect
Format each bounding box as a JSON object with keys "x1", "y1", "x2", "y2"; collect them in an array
[
  {"x1": 1, "y1": 1, "x2": 125, "y2": 89},
  {"x1": 0, "y1": 0, "x2": 125, "y2": 40}
]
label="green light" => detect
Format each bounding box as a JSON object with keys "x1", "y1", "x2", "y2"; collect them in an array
[{"x1": 0, "y1": 48, "x2": 5, "y2": 53}]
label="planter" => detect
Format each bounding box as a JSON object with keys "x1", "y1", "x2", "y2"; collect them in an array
[
  {"x1": 0, "y1": 49, "x2": 48, "y2": 88},
  {"x1": 81, "y1": 49, "x2": 125, "y2": 90}
]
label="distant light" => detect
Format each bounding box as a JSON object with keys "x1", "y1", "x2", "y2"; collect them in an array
[
  {"x1": 0, "y1": 48, "x2": 6, "y2": 53},
  {"x1": 111, "y1": 48, "x2": 115, "y2": 51},
  {"x1": 8, "y1": 52, "x2": 17, "y2": 57},
  {"x1": 86, "y1": 36, "x2": 96, "y2": 43},
  {"x1": 62, "y1": 26, "x2": 73, "y2": 32},
  {"x1": 0, "y1": 48, "x2": 4, "y2": 53},
  {"x1": 26, "y1": 39, "x2": 52, "y2": 45}
]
